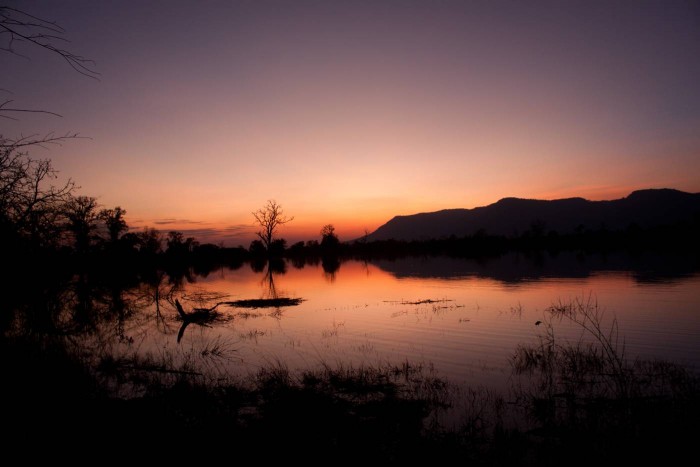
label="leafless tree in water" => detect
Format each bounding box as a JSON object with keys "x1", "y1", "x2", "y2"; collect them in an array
[{"x1": 252, "y1": 200, "x2": 294, "y2": 252}]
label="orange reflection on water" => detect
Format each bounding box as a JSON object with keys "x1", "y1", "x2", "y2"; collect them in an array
[{"x1": 177, "y1": 257, "x2": 700, "y2": 392}]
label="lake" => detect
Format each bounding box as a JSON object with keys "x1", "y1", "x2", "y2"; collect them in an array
[{"x1": 80, "y1": 252, "x2": 700, "y2": 397}]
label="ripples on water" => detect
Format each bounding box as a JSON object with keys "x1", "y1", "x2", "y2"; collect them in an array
[{"x1": 85, "y1": 254, "x2": 700, "y2": 395}]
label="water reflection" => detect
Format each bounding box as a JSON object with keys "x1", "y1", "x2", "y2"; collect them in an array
[
  {"x1": 322, "y1": 255, "x2": 341, "y2": 282},
  {"x1": 372, "y1": 251, "x2": 700, "y2": 284},
  {"x1": 4, "y1": 254, "x2": 699, "y2": 401},
  {"x1": 262, "y1": 258, "x2": 286, "y2": 297}
]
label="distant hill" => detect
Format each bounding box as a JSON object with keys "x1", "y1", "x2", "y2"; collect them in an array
[{"x1": 364, "y1": 189, "x2": 700, "y2": 241}]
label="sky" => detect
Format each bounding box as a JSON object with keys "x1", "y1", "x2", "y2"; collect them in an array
[{"x1": 3, "y1": 0, "x2": 700, "y2": 246}]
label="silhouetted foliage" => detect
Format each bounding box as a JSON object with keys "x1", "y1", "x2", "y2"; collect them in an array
[
  {"x1": 320, "y1": 223, "x2": 340, "y2": 250},
  {"x1": 63, "y1": 195, "x2": 99, "y2": 253},
  {"x1": 137, "y1": 228, "x2": 162, "y2": 256},
  {"x1": 249, "y1": 239, "x2": 266, "y2": 257},
  {"x1": 98, "y1": 206, "x2": 127, "y2": 244},
  {"x1": 268, "y1": 238, "x2": 287, "y2": 257},
  {"x1": 166, "y1": 230, "x2": 197, "y2": 256},
  {"x1": 0, "y1": 137, "x2": 77, "y2": 250},
  {"x1": 252, "y1": 200, "x2": 293, "y2": 254}
]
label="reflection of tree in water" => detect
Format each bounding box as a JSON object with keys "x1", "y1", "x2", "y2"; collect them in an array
[
  {"x1": 322, "y1": 256, "x2": 341, "y2": 283},
  {"x1": 290, "y1": 255, "x2": 306, "y2": 270},
  {"x1": 60, "y1": 273, "x2": 96, "y2": 333},
  {"x1": 263, "y1": 268, "x2": 278, "y2": 300},
  {"x1": 360, "y1": 259, "x2": 371, "y2": 277},
  {"x1": 8, "y1": 273, "x2": 75, "y2": 337},
  {"x1": 5, "y1": 270, "x2": 150, "y2": 360},
  {"x1": 4, "y1": 266, "x2": 239, "y2": 396},
  {"x1": 29, "y1": 269, "x2": 191, "y2": 347},
  {"x1": 250, "y1": 257, "x2": 267, "y2": 273},
  {"x1": 262, "y1": 258, "x2": 287, "y2": 300},
  {"x1": 255, "y1": 259, "x2": 288, "y2": 318},
  {"x1": 59, "y1": 272, "x2": 132, "y2": 336},
  {"x1": 165, "y1": 261, "x2": 196, "y2": 287}
]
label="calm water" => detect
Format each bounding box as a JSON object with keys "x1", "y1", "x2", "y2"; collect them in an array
[{"x1": 87, "y1": 253, "x2": 700, "y2": 394}]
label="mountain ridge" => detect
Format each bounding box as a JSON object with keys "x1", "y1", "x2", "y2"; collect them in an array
[{"x1": 364, "y1": 188, "x2": 700, "y2": 242}]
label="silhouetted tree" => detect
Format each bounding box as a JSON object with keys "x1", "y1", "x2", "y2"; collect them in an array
[
  {"x1": 287, "y1": 241, "x2": 306, "y2": 269},
  {"x1": 0, "y1": 138, "x2": 76, "y2": 249},
  {"x1": 269, "y1": 238, "x2": 287, "y2": 257},
  {"x1": 360, "y1": 227, "x2": 370, "y2": 244},
  {"x1": 167, "y1": 231, "x2": 184, "y2": 248},
  {"x1": 99, "y1": 206, "x2": 128, "y2": 244},
  {"x1": 288, "y1": 241, "x2": 305, "y2": 253},
  {"x1": 320, "y1": 224, "x2": 340, "y2": 249},
  {"x1": 138, "y1": 228, "x2": 162, "y2": 256},
  {"x1": 1, "y1": 5, "x2": 95, "y2": 250},
  {"x1": 166, "y1": 230, "x2": 197, "y2": 256},
  {"x1": 249, "y1": 239, "x2": 266, "y2": 257},
  {"x1": 119, "y1": 232, "x2": 141, "y2": 253},
  {"x1": 64, "y1": 195, "x2": 99, "y2": 253},
  {"x1": 252, "y1": 200, "x2": 293, "y2": 253}
]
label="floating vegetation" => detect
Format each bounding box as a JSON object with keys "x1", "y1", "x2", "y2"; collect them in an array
[{"x1": 223, "y1": 297, "x2": 304, "y2": 309}]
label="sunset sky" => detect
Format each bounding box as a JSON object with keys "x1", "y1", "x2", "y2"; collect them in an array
[{"x1": 3, "y1": 0, "x2": 699, "y2": 245}]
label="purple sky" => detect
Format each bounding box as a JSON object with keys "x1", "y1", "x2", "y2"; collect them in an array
[{"x1": 3, "y1": 0, "x2": 699, "y2": 245}]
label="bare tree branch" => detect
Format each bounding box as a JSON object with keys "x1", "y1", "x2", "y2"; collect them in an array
[
  {"x1": 252, "y1": 200, "x2": 294, "y2": 250},
  {"x1": 0, "y1": 99, "x2": 63, "y2": 118},
  {"x1": 0, "y1": 5, "x2": 98, "y2": 121},
  {"x1": 0, "y1": 132, "x2": 89, "y2": 149},
  {"x1": 0, "y1": 6, "x2": 99, "y2": 79}
]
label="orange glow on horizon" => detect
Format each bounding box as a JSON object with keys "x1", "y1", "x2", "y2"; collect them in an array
[{"x1": 119, "y1": 180, "x2": 700, "y2": 247}]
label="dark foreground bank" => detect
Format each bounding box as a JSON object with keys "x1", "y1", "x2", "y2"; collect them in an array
[{"x1": 4, "y1": 299, "x2": 698, "y2": 465}]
